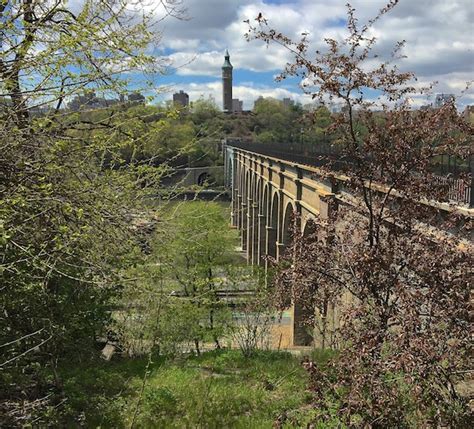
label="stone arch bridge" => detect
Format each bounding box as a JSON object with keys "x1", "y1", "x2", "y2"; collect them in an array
[{"x1": 223, "y1": 139, "x2": 473, "y2": 348}]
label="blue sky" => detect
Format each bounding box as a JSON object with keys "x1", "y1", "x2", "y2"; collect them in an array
[{"x1": 144, "y1": 0, "x2": 473, "y2": 110}]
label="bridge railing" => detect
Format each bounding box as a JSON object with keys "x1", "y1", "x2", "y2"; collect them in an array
[{"x1": 225, "y1": 139, "x2": 473, "y2": 208}]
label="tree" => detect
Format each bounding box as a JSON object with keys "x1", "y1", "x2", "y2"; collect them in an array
[
  {"x1": 190, "y1": 97, "x2": 221, "y2": 124},
  {"x1": 253, "y1": 97, "x2": 302, "y2": 144},
  {"x1": 0, "y1": 1, "x2": 184, "y2": 425},
  {"x1": 248, "y1": 1, "x2": 472, "y2": 426}
]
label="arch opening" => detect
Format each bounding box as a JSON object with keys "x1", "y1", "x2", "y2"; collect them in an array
[
  {"x1": 281, "y1": 202, "x2": 297, "y2": 257},
  {"x1": 281, "y1": 207, "x2": 312, "y2": 348},
  {"x1": 251, "y1": 177, "x2": 261, "y2": 265},
  {"x1": 197, "y1": 172, "x2": 215, "y2": 186},
  {"x1": 267, "y1": 191, "x2": 279, "y2": 261},
  {"x1": 246, "y1": 173, "x2": 257, "y2": 263},
  {"x1": 302, "y1": 217, "x2": 317, "y2": 238},
  {"x1": 258, "y1": 183, "x2": 269, "y2": 266},
  {"x1": 241, "y1": 170, "x2": 249, "y2": 251}
]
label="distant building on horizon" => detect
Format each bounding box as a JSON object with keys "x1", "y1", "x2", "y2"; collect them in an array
[
  {"x1": 434, "y1": 93, "x2": 455, "y2": 108},
  {"x1": 68, "y1": 90, "x2": 127, "y2": 110},
  {"x1": 128, "y1": 92, "x2": 145, "y2": 104},
  {"x1": 222, "y1": 50, "x2": 233, "y2": 112},
  {"x1": 232, "y1": 98, "x2": 243, "y2": 113},
  {"x1": 173, "y1": 90, "x2": 189, "y2": 107}
]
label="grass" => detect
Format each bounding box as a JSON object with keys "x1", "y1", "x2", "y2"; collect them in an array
[{"x1": 59, "y1": 349, "x2": 312, "y2": 428}]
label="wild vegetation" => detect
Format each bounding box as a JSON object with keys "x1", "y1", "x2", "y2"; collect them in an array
[
  {"x1": 114, "y1": 201, "x2": 244, "y2": 358},
  {"x1": 1, "y1": 0, "x2": 472, "y2": 427},
  {"x1": 57, "y1": 349, "x2": 311, "y2": 428},
  {"x1": 1, "y1": 0, "x2": 186, "y2": 424},
  {"x1": 248, "y1": 0, "x2": 473, "y2": 426},
  {"x1": 0, "y1": 1, "x2": 306, "y2": 424}
]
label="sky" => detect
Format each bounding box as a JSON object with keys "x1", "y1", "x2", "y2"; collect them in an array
[{"x1": 144, "y1": 0, "x2": 474, "y2": 109}]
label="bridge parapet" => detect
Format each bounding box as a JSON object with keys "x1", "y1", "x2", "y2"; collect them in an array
[{"x1": 224, "y1": 139, "x2": 473, "y2": 208}]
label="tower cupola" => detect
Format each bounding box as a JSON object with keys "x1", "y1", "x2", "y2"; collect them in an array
[
  {"x1": 223, "y1": 49, "x2": 233, "y2": 69},
  {"x1": 222, "y1": 50, "x2": 233, "y2": 112}
]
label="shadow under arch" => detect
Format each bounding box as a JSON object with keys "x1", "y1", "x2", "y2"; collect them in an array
[
  {"x1": 281, "y1": 201, "x2": 298, "y2": 258},
  {"x1": 302, "y1": 216, "x2": 318, "y2": 238},
  {"x1": 292, "y1": 213, "x2": 317, "y2": 347}
]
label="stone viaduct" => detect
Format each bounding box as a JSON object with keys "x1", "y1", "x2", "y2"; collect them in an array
[
  {"x1": 223, "y1": 139, "x2": 473, "y2": 348},
  {"x1": 224, "y1": 140, "x2": 344, "y2": 348}
]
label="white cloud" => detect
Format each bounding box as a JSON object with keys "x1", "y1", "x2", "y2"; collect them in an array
[
  {"x1": 153, "y1": 0, "x2": 473, "y2": 105},
  {"x1": 167, "y1": 51, "x2": 223, "y2": 76}
]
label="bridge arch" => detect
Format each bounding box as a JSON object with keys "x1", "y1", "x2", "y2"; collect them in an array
[
  {"x1": 247, "y1": 172, "x2": 258, "y2": 263},
  {"x1": 302, "y1": 216, "x2": 317, "y2": 238},
  {"x1": 292, "y1": 215, "x2": 318, "y2": 347},
  {"x1": 197, "y1": 172, "x2": 213, "y2": 186},
  {"x1": 267, "y1": 189, "x2": 279, "y2": 261},
  {"x1": 236, "y1": 161, "x2": 244, "y2": 230},
  {"x1": 225, "y1": 143, "x2": 339, "y2": 348},
  {"x1": 241, "y1": 170, "x2": 250, "y2": 251},
  {"x1": 253, "y1": 177, "x2": 263, "y2": 265},
  {"x1": 228, "y1": 154, "x2": 234, "y2": 188},
  {"x1": 259, "y1": 183, "x2": 269, "y2": 265},
  {"x1": 282, "y1": 201, "x2": 296, "y2": 252},
  {"x1": 230, "y1": 157, "x2": 238, "y2": 227}
]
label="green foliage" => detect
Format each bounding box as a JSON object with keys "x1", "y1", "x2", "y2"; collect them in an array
[
  {"x1": 160, "y1": 201, "x2": 237, "y2": 274},
  {"x1": 253, "y1": 98, "x2": 304, "y2": 144},
  {"x1": 114, "y1": 202, "x2": 242, "y2": 357},
  {"x1": 58, "y1": 350, "x2": 309, "y2": 428},
  {"x1": 79, "y1": 99, "x2": 226, "y2": 168},
  {"x1": 0, "y1": 1, "x2": 182, "y2": 425},
  {"x1": 190, "y1": 97, "x2": 221, "y2": 123},
  {"x1": 156, "y1": 202, "x2": 239, "y2": 352},
  {"x1": 59, "y1": 356, "x2": 157, "y2": 427}
]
